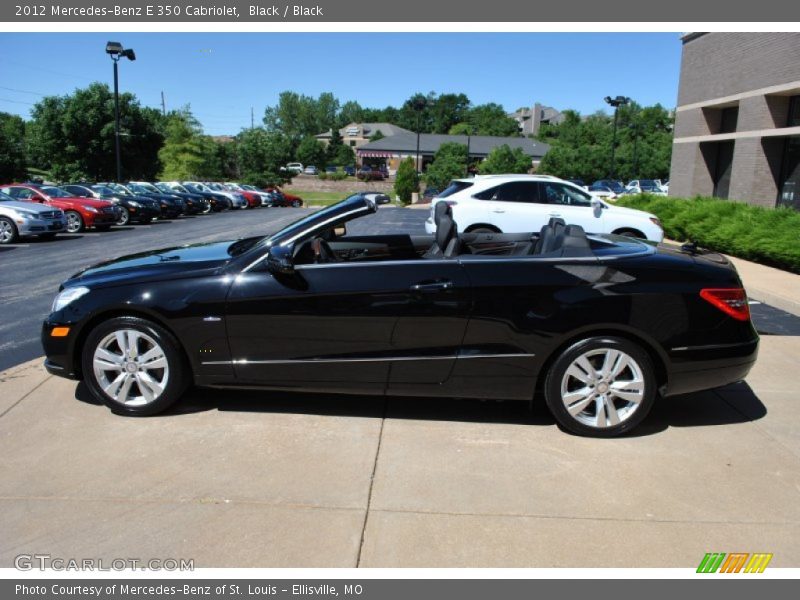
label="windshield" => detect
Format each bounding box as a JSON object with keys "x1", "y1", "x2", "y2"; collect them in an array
[
  {"x1": 185, "y1": 183, "x2": 207, "y2": 192},
  {"x1": 439, "y1": 181, "x2": 473, "y2": 198},
  {"x1": 154, "y1": 183, "x2": 171, "y2": 193},
  {"x1": 127, "y1": 184, "x2": 152, "y2": 195},
  {"x1": 207, "y1": 183, "x2": 224, "y2": 191},
  {"x1": 41, "y1": 186, "x2": 73, "y2": 197},
  {"x1": 90, "y1": 185, "x2": 116, "y2": 196},
  {"x1": 135, "y1": 182, "x2": 160, "y2": 193},
  {"x1": 639, "y1": 180, "x2": 658, "y2": 188},
  {"x1": 105, "y1": 183, "x2": 134, "y2": 196}
]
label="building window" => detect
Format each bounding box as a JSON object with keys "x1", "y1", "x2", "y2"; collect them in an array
[
  {"x1": 350, "y1": 141, "x2": 356, "y2": 147},
  {"x1": 719, "y1": 107, "x2": 739, "y2": 134},
  {"x1": 778, "y1": 135, "x2": 800, "y2": 210},
  {"x1": 787, "y1": 96, "x2": 800, "y2": 127}
]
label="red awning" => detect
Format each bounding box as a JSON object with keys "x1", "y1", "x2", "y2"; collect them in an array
[{"x1": 357, "y1": 151, "x2": 395, "y2": 158}]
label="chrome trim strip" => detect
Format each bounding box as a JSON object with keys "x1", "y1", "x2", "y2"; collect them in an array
[
  {"x1": 201, "y1": 352, "x2": 535, "y2": 366},
  {"x1": 671, "y1": 341, "x2": 755, "y2": 352}
]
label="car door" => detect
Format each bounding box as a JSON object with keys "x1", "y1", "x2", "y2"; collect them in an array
[
  {"x1": 471, "y1": 181, "x2": 545, "y2": 232},
  {"x1": 538, "y1": 181, "x2": 604, "y2": 233},
  {"x1": 224, "y1": 258, "x2": 472, "y2": 394}
]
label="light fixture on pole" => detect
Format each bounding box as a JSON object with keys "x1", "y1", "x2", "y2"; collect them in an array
[
  {"x1": 411, "y1": 96, "x2": 428, "y2": 174},
  {"x1": 604, "y1": 95, "x2": 630, "y2": 180},
  {"x1": 106, "y1": 41, "x2": 136, "y2": 183}
]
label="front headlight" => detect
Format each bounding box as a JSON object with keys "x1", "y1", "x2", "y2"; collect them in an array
[
  {"x1": 18, "y1": 211, "x2": 37, "y2": 220},
  {"x1": 85, "y1": 206, "x2": 98, "y2": 213},
  {"x1": 52, "y1": 286, "x2": 90, "y2": 313}
]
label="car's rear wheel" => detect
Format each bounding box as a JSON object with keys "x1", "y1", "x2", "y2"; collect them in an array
[
  {"x1": 81, "y1": 316, "x2": 190, "y2": 416},
  {"x1": 292, "y1": 199, "x2": 301, "y2": 207},
  {"x1": 117, "y1": 207, "x2": 130, "y2": 225},
  {"x1": 0, "y1": 217, "x2": 19, "y2": 244},
  {"x1": 65, "y1": 211, "x2": 84, "y2": 233},
  {"x1": 544, "y1": 336, "x2": 656, "y2": 437}
]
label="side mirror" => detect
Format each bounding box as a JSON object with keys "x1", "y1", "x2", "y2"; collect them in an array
[
  {"x1": 591, "y1": 198, "x2": 604, "y2": 217},
  {"x1": 333, "y1": 224, "x2": 347, "y2": 237},
  {"x1": 266, "y1": 245, "x2": 295, "y2": 275}
]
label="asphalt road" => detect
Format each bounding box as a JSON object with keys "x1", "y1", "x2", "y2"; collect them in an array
[
  {"x1": 1, "y1": 204, "x2": 798, "y2": 372},
  {"x1": 0, "y1": 205, "x2": 429, "y2": 372}
]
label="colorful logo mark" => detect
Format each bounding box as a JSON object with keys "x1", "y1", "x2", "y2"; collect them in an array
[{"x1": 697, "y1": 552, "x2": 773, "y2": 573}]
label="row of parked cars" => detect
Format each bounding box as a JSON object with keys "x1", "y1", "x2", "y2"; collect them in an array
[
  {"x1": 285, "y1": 162, "x2": 389, "y2": 181},
  {"x1": 577, "y1": 179, "x2": 669, "y2": 199},
  {"x1": 0, "y1": 180, "x2": 304, "y2": 245}
]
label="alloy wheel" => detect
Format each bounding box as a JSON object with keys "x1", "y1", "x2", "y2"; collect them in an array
[
  {"x1": 92, "y1": 329, "x2": 170, "y2": 407},
  {"x1": 117, "y1": 207, "x2": 130, "y2": 225},
  {"x1": 559, "y1": 348, "x2": 645, "y2": 429},
  {"x1": 0, "y1": 218, "x2": 16, "y2": 244},
  {"x1": 65, "y1": 211, "x2": 82, "y2": 233}
]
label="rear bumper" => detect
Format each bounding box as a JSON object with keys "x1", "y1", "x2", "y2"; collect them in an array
[{"x1": 664, "y1": 339, "x2": 759, "y2": 397}]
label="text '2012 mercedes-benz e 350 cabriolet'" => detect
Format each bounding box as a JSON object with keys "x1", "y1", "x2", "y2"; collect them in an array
[{"x1": 42, "y1": 194, "x2": 758, "y2": 437}]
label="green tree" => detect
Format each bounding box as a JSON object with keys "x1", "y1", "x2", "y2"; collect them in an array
[
  {"x1": 478, "y1": 145, "x2": 531, "y2": 174},
  {"x1": 325, "y1": 126, "x2": 344, "y2": 166},
  {"x1": 333, "y1": 144, "x2": 355, "y2": 167},
  {"x1": 26, "y1": 82, "x2": 163, "y2": 181},
  {"x1": 158, "y1": 108, "x2": 208, "y2": 180},
  {"x1": 337, "y1": 100, "x2": 364, "y2": 128},
  {"x1": 295, "y1": 135, "x2": 326, "y2": 169},
  {"x1": 394, "y1": 157, "x2": 419, "y2": 204},
  {"x1": 236, "y1": 127, "x2": 293, "y2": 183},
  {"x1": 264, "y1": 91, "x2": 340, "y2": 145},
  {"x1": 0, "y1": 112, "x2": 27, "y2": 182},
  {"x1": 369, "y1": 129, "x2": 385, "y2": 142},
  {"x1": 424, "y1": 142, "x2": 468, "y2": 190},
  {"x1": 449, "y1": 103, "x2": 520, "y2": 137}
]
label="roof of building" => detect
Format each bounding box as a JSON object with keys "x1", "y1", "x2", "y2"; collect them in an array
[
  {"x1": 356, "y1": 132, "x2": 550, "y2": 158},
  {"x1": 316, "y1": 122, "x2": 414, "y2": 139}
]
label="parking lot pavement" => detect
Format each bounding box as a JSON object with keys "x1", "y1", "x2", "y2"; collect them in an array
[
  {"x1": 0, "y1": 206, "x2": 429, "y2": 373},
  {"x1": 1, "y1": 335, "x2": 798, "y2": 568}
]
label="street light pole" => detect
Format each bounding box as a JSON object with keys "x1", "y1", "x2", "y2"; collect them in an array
[
  {"x1": 411, "y1": 96, "x2": 428, "y2": 174},
  {"x1": 604, "y1": 95, "x2": 630, "y2": 180},
  {"x1": 112, "y1": 57, "x2": 122, "y2": 183},
  {"x1": 106, "y1": 41, "x2": 136, "y2": 183}
]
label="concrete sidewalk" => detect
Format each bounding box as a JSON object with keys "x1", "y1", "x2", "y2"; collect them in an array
[
  {"x1": 1, "y1": 336, "x2": 799, "y2": 567},
  {"x1": 726, "y1": 255, "x2": 800, "y2": 317}
]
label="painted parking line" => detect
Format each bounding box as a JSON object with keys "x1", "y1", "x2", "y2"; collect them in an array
[{"x1": 2, "y1": 243, "x2": 30, "y2": 248}]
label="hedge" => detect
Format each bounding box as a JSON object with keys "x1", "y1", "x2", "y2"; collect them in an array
[{"x1": 615, "y1": 194, "x2": 800, "y2": 273}]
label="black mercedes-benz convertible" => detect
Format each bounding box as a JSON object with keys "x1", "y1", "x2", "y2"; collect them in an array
[{"x1": 42, "y1": 194, "x2": 758, "y2": 436}]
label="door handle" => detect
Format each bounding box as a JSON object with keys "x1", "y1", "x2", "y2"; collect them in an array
[
  {"x1": 492, "y1": 209, "x2": 505, "y2": 213},
  {"x1": 410, "y1": 280, "x2": 453, "y2": 293},
  {"x1": 549, "y1": 212, "x2": 562, "y2": 217}
]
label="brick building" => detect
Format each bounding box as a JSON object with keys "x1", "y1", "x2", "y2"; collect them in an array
[{"x1": 669, "y1": 33, "x2": 800, "y2": 209}]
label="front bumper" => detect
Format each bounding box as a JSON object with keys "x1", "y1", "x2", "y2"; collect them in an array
[
  {"x1": 19, "y1": 217, "x2": 67, "y2": 235},
  {"x1": 129, "y1": 205, "x2": 161, "y2": 221},
  {"x1": 42, "y1": 320, "x2": 80, "y2": 380}
]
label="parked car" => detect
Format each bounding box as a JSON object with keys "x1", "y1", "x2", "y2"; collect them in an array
[
  {"x1": 592, "y1": 180, "x2": 626, "y2": 195},
  {"x1": 62, "y1": 183, "x2": 161, "y2": 225},
  {"x1": 171, "y1": 182, "x2": 231, "y2": 212},
  {"x1": 98, "y1": 183, "x2": 184, "y2": 219},
  {"x1": 303, "y1": 166, "x2": 319, "y2": 175},
  {"x1": 198, "y1": 182, "x2": 248, "y2": 209},
  {"x1": 0, "y1": 183, "x2": 119, "y2": 233},
  {"x1": 128, "y1": 181, "x2": 210, "y2": 215},
  {"x1": 325, "y1": 166, "x2": 338, "y2": 173},
  {"x1": 343, "y1": 166, "x2": 356, "y2": 177},
  {"x1": 357, "y1": 166, "x2": 386, "y2": 181},
  {"x1": 625, "y1": 179, "x2": 667, "y2": 195},
  {"x1": 425, "y1": 175, "x2": 664, "y2": 242},
  {"x1": 264, "y1": 186, "x2": 303, "y2": 207},
  {"x1": 284, "y1": 162, "x2": 303, "y2": 174},
  {"x1": 221, "y1": 183, "x2": 261, "y2": 208},
  {"x1": 41, "y1": 194, "x2": 758, "y2": 437},
  {"x1": 237, "y1": 184, "x2": 274, "y2": 207},
  {"x1": 587, "y1": 184, "x2": 619, "y2": 200},
  {"x1": 566, "y1": 178, "x2": 587, "y2": 189},
  {"x1": 0, "y1": 189, "x2": 66, "y2": 244}
]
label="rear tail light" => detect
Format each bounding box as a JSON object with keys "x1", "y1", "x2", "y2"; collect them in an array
[{"x1": 700, "y1": 288, "x2": 750, "y2": 321}]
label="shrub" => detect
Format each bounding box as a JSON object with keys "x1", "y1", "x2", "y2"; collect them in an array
[
  {"x1": 615, "y1": 194, "x2": 800, "y2": 273},
  {"x1": 394, "y1": 157, "x2": 419, "y2": 204},
  {"x1": 317, "y1": 172, "x2": 328, "y2": 181}
]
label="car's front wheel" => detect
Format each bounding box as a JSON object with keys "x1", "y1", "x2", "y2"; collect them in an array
[
  {"x1": 81, "y1": 316, "x2": 190, "y2": 416},
  {"x1": 543, "y1": 336, "x2": 656, "y2": 437},
  {"x1": 65, "y1": 210, "x2": 84, "y2": 233},
  {"x1": 117, "y1": 207, "x2": 130, "y2": 225}
]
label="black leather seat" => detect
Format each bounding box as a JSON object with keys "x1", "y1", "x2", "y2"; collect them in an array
[{"x1": 425, "y1": 202, "x2": 462, "y2": 258}]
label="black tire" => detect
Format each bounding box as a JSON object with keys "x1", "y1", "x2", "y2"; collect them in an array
[
  {"x1": 292, "y1": 199, "x2": 301, "y2": 208},
  {"x1": 117, "y1": 207, "x2": 130, "y2": 225},
  {"x1": 81, "y1": 316, "x2": 190, "y2": 416},
  {"x1": 543, "y1": 336, "x2": 656, "y2": 437},
  {"x1": 0, "y1": 216, "x2": 19, "y2": 244},
  {"x1": 614, "y1": 228, "x2": 645, "y2": 239},
  {"x1": 65, "y1": 210, "x2": 84, "y2": 233}
]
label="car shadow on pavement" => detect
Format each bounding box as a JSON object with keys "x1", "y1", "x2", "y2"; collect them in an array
[
  {"x1": 74, "y1": 380, "x2": 767, "y2": 437},
  {"x1": 25, "y1": 234, "x2": 84, "y2": 243}
]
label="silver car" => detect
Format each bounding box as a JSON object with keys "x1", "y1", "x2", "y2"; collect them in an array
[{"x1": 0, "y1": 190, "x2": 67, "y2": 244}]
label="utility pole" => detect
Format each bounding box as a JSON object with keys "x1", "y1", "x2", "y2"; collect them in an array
[
  {"x1": 161, "y1": 91, "x2": 166, "y2": 116},
  {"x1": 251, "y1": 106, "x2": 254, "y2": 129},
  {"x1": 604, "y1": 95, "x2": 631, "y2": 180}
]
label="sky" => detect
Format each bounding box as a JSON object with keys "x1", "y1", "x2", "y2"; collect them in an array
[{"x1": 0, "y1": 33, "x2": 682, "y2": 136}]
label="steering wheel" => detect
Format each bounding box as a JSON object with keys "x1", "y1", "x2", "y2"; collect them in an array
[{"x1": 311, "y1": 237, "x2": 337, "y2": 264}]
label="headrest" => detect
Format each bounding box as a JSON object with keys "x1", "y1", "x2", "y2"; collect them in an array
[
  {"x1": 434, "y1": 202, "x2": 452, "y2": 226},
  {"x1": 436, "y1": 215, "x2": 456, "y2": 251}
]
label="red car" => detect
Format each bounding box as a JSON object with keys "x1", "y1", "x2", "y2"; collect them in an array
[
  {"x1": 0, "y1": 184, "x2": 119, "y2": 233},
  {"x1": 222, "y1": 184, "x2": 261, "y2": 208},
  {"x1": 265, "y1": 186, "x2": 303, "y2": 207}
]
